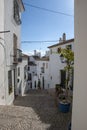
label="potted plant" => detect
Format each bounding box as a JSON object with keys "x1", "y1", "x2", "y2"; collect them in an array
[
  {"x1": 55, "y1": 84, "x2": 63, "y2": 97},
  {"x1": 58, "y1": 48, "x2": 74, "y2": 112}
]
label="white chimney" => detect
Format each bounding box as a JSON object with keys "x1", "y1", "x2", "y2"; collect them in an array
[
  {"x1": 34, "y1": 50, "x2": 37, "y2": 56},
  {"x1": 38, "y1": 52, "x2": 41, "y2": 58},
  {"x1": 62, "y1": 33, "x2": 66, "y2": 41},
  {"x1": 59, "y1": 37, "x2": 62, "y2": 43}
]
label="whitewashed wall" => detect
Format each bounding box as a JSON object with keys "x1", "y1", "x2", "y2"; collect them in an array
[
  {"x1": 36, "y1": 60, "x2": 50, "y2": 89},
  {"x1": 72, "y1": 0, "x2": 87, "y2": 130},
  {"x1": 17, "y1": 58, "x2": 28, "y2": 96},
  {"x1": 0, "y1": 0, "x2": 22, "y2": 105},
  {"x1": 49, "y1": 42, "x2": 74, "y2": 89}
]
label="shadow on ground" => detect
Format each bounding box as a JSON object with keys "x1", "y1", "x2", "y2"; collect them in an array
[{"x1": 14, "y1": 89, "x2": 71, "y2": 130}]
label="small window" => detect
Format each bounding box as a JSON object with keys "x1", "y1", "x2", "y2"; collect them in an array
[
  {"x1": 57, "y1": 47, "x2": 61, "y2": 53},
  {"x1": 13, "y1": 34, "x2": 17, "y2": 63},
  {"x1": 28, "y1": 73, "x2": 32, "y2": 80},
  {"x1": 66, "y1": 45, "x2": 72, "y2": 50},
  {"x1": 50, "y1": 49, "x2": 52, "y2": 54},
  {"x1": 50, "y1": 76, "x2": 52, "y2": 80},
  {"x1": 46, "y1": 63, "x2": 48, "y2": 69},
  {"x1": 41, "y1": 67, "x2": 45, "y2": 73},
  {"x1": 18, "y1": 67, "x2": 20, "y2": 76},
  {"x1": 28, "y1": 66, "x2": 30, "y2": 71},
  {"x1": 8, "y1": 70, "x2": 12, "y2": 94},
  {"x1": 24, "y1": 66, "x2": 26, "y2": 80}
]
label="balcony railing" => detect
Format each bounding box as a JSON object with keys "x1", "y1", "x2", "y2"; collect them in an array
[
  {"x1": 17, "y1": 49, "x2": 22, "y2": 62},
  {"x1": 13, "y1": 49, "x2": 22, "y2": 64}
]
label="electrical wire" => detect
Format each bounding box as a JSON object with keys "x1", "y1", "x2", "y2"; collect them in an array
[
  {"x1": 21, "y1": 40, "x2": 59, "y2": 44},
  {"x1": 24, "y1": 3, "x2": 74, "y2": 17}
]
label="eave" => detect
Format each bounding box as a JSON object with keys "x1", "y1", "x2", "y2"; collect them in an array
[{"x1": 48, "y1": 38, "x2": 74, "y2": 49}]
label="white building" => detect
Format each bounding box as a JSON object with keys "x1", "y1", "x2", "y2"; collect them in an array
[
  {"x1": 28, "y1": 51, "x2": 50, "y2": 90},
  {"x1": 35, "y1": 57, "x2": 50, "y2": 89},
  {"x1": 17, "y1": 54, "x2": 28, "y2": 96},
  {"x1": 27, "y1": 55, "x2": 38, "y2": 89},
  {"x1": 0, "y1": 0, "x2": 24, "y2": 105},
  {"x1": 72, "y1": 0, "x2": 87, "y2": 130},
  {"x1": 48, "y1": 33, "x2": 74, "y2": 91}
]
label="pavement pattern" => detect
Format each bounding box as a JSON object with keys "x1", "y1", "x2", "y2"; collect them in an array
[{"x1": 0, "y1": 90, "x2": 71, "y2": 130}]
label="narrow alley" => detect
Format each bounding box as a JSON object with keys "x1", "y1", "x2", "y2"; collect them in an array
[{"x1": 0, "y1": 90, "x2": 71, "y2": 130}]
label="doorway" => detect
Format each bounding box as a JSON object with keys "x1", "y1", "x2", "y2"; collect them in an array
[{"x1": 60, "y1": 70, "x2": 66, "y2": 88}]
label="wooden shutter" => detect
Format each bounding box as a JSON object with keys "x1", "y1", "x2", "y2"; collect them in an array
[{"x1": 13, "y1": 34, "x2": 17, "y2": 63}]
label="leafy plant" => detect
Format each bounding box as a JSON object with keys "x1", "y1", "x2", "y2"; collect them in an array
[
  {"x1": 58, "y1": 48, "x2": 74, "y2": 102},
  {"x1": 37, "y1": 79, "x2": 41, "y2": 89},
  {"x1": 55, "y1": 84, "x2": 63, "y2": 96}
]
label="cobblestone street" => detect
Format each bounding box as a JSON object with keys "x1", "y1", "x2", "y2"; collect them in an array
[{"x1": 0, "y1": 90, "x2": 71, "y2": 130}]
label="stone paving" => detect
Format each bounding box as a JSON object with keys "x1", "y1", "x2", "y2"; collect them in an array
[{"x1": 0, "y1": 90, "x2": 71, "y2": 130}]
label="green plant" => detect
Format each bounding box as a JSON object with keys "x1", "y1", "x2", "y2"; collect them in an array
[
  {"x1": 55, "y1": 84, "x2": 63, "y2": 96},
  {"x1": 58, "y1": 48, "x2": 74, "y2": 102},
  {"x1": 9, "y1": 86, "x2": 13, "y2": 94},
  {"x1": 37, "y1": 79, "x2": 41, "y2": 89}
]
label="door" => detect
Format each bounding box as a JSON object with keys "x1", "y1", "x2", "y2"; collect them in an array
[
  {"x1": 14, "y1": 69, "x2": 16, "y2": 97},
  {"x1": 60, "y1": 70, "x2": 66, "y2": 88},
  {"x1": 42, "y1": 77, "x2": 44, "y2": 89}
]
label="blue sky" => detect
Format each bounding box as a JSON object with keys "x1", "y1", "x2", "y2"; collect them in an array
[{"x1": 21, "y1": 0, "x2": 74, "y2": 55}]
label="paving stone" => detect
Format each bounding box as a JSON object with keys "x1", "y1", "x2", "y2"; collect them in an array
[{"x1": 0, "y1": 90, "x2": 71, "y2": 130}]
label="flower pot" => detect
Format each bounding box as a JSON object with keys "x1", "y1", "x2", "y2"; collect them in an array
[{"x1": 59, "y1": 101, "x2": 70, "y2": 113}]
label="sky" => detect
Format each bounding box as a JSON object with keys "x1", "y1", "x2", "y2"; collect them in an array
[{"x1": 21, "y1": 0, "x2": 74, "y2": 55}]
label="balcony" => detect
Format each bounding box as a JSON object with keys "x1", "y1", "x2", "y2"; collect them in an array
[
  {"x1": 13, "y1": 49, "x2": 22, "y2": 64},
  {"x1": 17, "y1": 49, "x2": 22, "y2": 62}
]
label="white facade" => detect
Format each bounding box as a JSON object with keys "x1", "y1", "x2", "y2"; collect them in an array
[
  {"x1": 48, "y1": 36, "x2": 74, "y2": 89},
  {"x1": 72, "y1": 0, "x2": 87, "y2": 130},
  {"x1": 35, "y1": 58, "x2": 50, "y2": 89},
  {"x1": 0, "y1": 0, "x2": 24, "y2": 105},
  {"x1": 17, "y1": 55, "x2": 28, "y2": 96},
  {"x1": 28, "y1": 56, "x2": 37, "y2": 89},
  {"x1": 28, "y1": 55, "x2": 50, "y2": 89}
]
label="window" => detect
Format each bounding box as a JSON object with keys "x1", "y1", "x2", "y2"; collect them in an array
[
  {"x1": 17, "y1": 49, "x2": 22, "y2": 62},
  {"x1": 43, "y1": 63, "x2": 45, "y2": 67},
  {"x1": 14, "y1": 0, "x2": 21, "y2": 25},
  {"x1": 13, "y1": 34, "x2": 17, "y2": 63},
  {"x1": 24, "y1": 66, "x2": 26, "y2": 80},
  {"x1": 46, "y1": 63, "x2": 48, "y2": 69},
  {"x1": 50, "y1": 76, "x2": 52, "y2": 80},
  {"x1": 50, "y1": 49, "x2": 52, "y2": 54},
  {"x1": 8, "y1": 70, "x2": 12, "y2": 94},
  {"x1": 28, "y1": 66, "x2": 30, "y2": 71},
  {"x1": 41, "y1": 67, "x2": 45, "y2": 73},
  {"x1": 18, "y1": 67, "x2": 20, "y2": 76},
  {"x1": 28, "y1": 73, "x2": 32, "y2": 81},
  {"x1": 66, "y1": 44, "x2": 72, "y2": 50}
]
